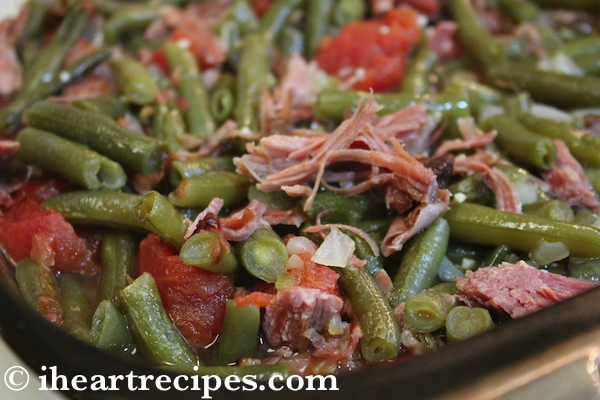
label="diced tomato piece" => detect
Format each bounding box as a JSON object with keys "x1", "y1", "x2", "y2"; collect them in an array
[
  {"x1": 287, "y1": 253, "x2": 340, "y2": 295},
  {"x1": 18, "y1": 179, "x2": 72, "y2": 203},
  {"x1": 316, "y1": 7, "x2": 420, "y2": 92},
  {"x1": 250, "y1": 0, "x2": 274, "y2": 16},
  {"x1": 169, "y1": 28, "x2": 225, "y2": 70},
  {"x1": 0, "y1": 200, "x2": 93, "y2": 273},
  {"x1": 234, "y1": 290, "x2": 275, "y2": 308},
  {"x1": 138, "y1": 234, "x2": 234, "y2": 346}
]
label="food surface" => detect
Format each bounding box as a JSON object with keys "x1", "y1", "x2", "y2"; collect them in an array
[{"x1": 1, "y1": 0, "x2": 600, "y2": 380}]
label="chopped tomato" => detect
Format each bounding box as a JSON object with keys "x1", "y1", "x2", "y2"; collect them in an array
[
  {"x1": 316, "y1": 7, "x2": 421, "y2": 92},
  {"x1": 0, "y1": 199, "x2": 93, "y2": 273},
  {"x1": 287, "y1": 253, "x2": 340, "y2": 295},
  {"x1": 18, "y1": 178, "x2": 72, "y2": 203},
  {"x1": 234, "y1": 290, "x2": 274, "y2": 308},
  {"x1": 250, "y1": 0, "x2": 274, "y2": 16},
  {"x1": 138, "y1": 234, "x2": 234, "y2": 346}
]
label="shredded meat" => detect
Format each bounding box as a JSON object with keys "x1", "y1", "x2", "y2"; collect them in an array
[
  {"x1": 0, "y1": 19, "x2": 22, "y2": 97},
  {"x1": 221, "y1": 200, "x2": 269, "y2": 241},
  {"x1": 456, "y1": 261, "x2": 600, "y2": 318},
  {"x1": 263, "y1": 286, "x2": 344, "y2": 350},
  {"x1": 543, "y1": 140, "x2": 600, "y2": 213}
]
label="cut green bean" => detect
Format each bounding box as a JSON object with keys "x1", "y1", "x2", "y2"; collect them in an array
[
  {"x1": 569, "y1": 257, "x2": 600, "y2": 281},
  {"x1": 168, "y1": 171, "x2": 250, "y2": 209},
  {"x1": 24, "y1": 100, "x2": 168, "y2": 175},
  {"x1": 304, "y1": 0, "x2": 335, "y2": 59},
  {"x1": 306, "y1": 190, "x2": 386, "y2": 225},
  {"x1": 152, "y1": 105, "x2": 186, "y2": 152},
  {"x1": 257, "y1": 0, "x2": 303, "y2": 37},
  {"x1": 164, "y1": 41, "x2": 215, "y2": 137},
  {"x1": 16, "y1": 128, "x2": 126, "y2": 190},
  {"x1": 109, "y1": 57, "x2": 160, "y2": 105},
  {"x1": 209, "y1": 87, "x2": 236, "y2": 123},
  {"x1": 120, "y1": 273, "x2": 197, "y2": 366},
  {"x1": 336, "y1": 264, "x2": 400, "y2": 363},
  {"x1": 445, "y1": 306, "x2": 495, "y2": 343},
  {"x1": 403, "y1": 283, "x2": 459, "y2": 333},
  {"x1": 104, "y1": 4, "x2": 159, "y2": 43},
  {"x1": 481, "y1": 114, "x2": 556, "y2": 170},
  {"x1": 519, "y1": 113, "x2": 600, "y2": 168},
  {"x1": 73, "y1": 96, "x2": 127, "y2": 120},
  {"x1": 168, "y1": 157, "x2": 235, "y2": 187},
  {"x1": 15, "y1": 258, "x2": 62, "y2": 325},
  {"x1": 90, "y1": 300, "x2": 135, "y2": 353},
  {"x1": 445, "y1": 203, "x2": 600, "y2": 258},
  {"x1": 179, "y1": 231, "x2": 239, "y2": 274},
  {"x1": 389, "y1": 218, "x2": 450, "y2": 308},
  {"x1": 449, "y1": 0, "x2": 506, "y2": 66},
  {"x1": 522, "y1": 200, "x2": 575, "y2": 222},
  {"x1": 247, "y1": 185, "x2": 298, "y2": 210},
  {"x1": 401, "y1": 45, "x2": 438, "y2": 95},
  {"x1": 58, "y1": 274, "x2": 92, "y2": 342},
  {"x1": 99, "y1": 230, "x2": 137, "y2": 303},
  {"x1": 498, "y1": 0, "x2": 540, "y2": 22},
  {"x1": 214, "y1": 300, "x2": 260, "y2": 365},
  {"x1": 238, "y1": 227, "x2": 288, "y2": 283}
]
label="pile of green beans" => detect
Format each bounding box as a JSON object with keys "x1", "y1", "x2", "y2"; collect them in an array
[{"x1": 3, "y1": 0, "x2": 600, "y2": 384}]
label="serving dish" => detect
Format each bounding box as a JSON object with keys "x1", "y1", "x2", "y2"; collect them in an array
[{"x1": 2, "y1": 0, "x2": 600, "y2": 399}]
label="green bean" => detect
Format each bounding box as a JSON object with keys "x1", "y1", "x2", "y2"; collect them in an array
[
  {"x1": 481, "y1": 114, "x2": 556, "y2": 170},
  {"x1": 449, "y1": 0, "x2": 506, "y2": 66},
  {"x1": 479, "y1": 245, "x2": 517, "y2": 268},
  {"x1": 20, "y1": 8, "x2": 88, "y2": 94},
  {"x1": 389, "y1": 218, "x2": 450, "y2": 308},
  {"x1": 530, "y1": 0, "x2": 600, "y2": 9},
  {"x1": 304, "y1": 0, "x2": 335, "y2": 59},
  {"x1": 73, "y1": 96, "x2": 127, "y2": 120},
  {"x1": 90, "y1": 300, "x2": 135, "y2": 353},
  {"x1": 401, "y1": 45, "x2": 438, "y2": 95},
  {"x1": 168, "y1": 171, "x2": 250, "y2": 209},
  {"x1": 152, "y1": 105, "x2": 186, "y2": 152},
  {"x1": 444, "y1": 203, "x2": 600, "y2": 258},
  {"x1": 214, "y1": 300, "x2": 260, "y2": 364},
  {"x1": 349, "y1": 232, "x2": 385, "y2": 276},
  {"x1": 522, "y1": 200, "x2": 575, "y2": 222},
  {"x1": 164, "y1": 364, "x2": 289, "y2": 381},
  {"x1": 0, "y1": 47, "x2": 112, "y2": 136},
  {"x1": 403, "y1": 283, "x2": 459, "y2": 333},
  {"x1": 276, "y1": 26, "x2": 304, "y2": 57},
  {"x1": 238, "y1": 227, "x2": 288, "y2": 283},
  {"x1": 18, "y1": 1, "x2": 51, "y2": 43},
  {"x1": 24, "y1": 100, "x2": 168, "y2": 175},
  {"x1": 15, "y1": 258, "x2": 62, "y2": 325},
  {"x1": 58, "y1": 275, "x2": 92, "y2": 342},
  {"x1": 336, "y1": 264, "x2": 400, "y2": 363},
  {"x1": 445, "y1": 306, "x2": 494, "y2": 343},
  {"x1": 487, "y1": 62, "x2": 600, "y2": 109},
  {"x1": 573, "y1": 209, "x2": 600, "y2": 229},
  {"x1": 498, "y1": 0, "x2": 540, "y2": 22},
  {"x1": 16, "y1": 128, "x2": 127, "y2": 190},
  {"x1": 109, "y1": 57, "x2": 159, "y2": 105},
  {"x1": 179, "y1": 231, "x2": 239, "y2": 274},
  {"x1": 99, "y1": 230, "x2": 137, "y2": 303},
  {"x1": 212, "y1": 0, "x2": 258, "y2": 68},
  {"x1": 519, "y1": 113, "x2": 600, "y2": 168},
  {"x1": 164, "y1": 41, "x2": 215, "y2": 137},
  {"x1": 42, "y1": 191, "x2": 188, "y2": 248},
  {"x1": 448, "y1": 174, "x2": 494, "y2": 207},
  {"x1": 305, "y1": 190, "x2": 386, "y2": 225},
  {"x1": 247, "y1": 185, "x2": 299, "y2": 210},
  {"x1": 209, "y1": 87, "x2": 236, "y2": 123},
  {"x1": 235, "y1": 33, "x2": 274, "y2": 131},
  {"x1": 585, "y1": 167, "x2": 600, "y2": 195},
  {"x1": 120, "y1": 273, "x2": 197, "y2": 366},
  {"x1": 568, "y1": 257, "x2": 600, "y2": 281},
  {"x1": 104, "y1": 4, "x2": 159, "y2": 43},
  {"x1": 331, "y1": 0, "x2": 367, "y2": 28},
  {"x1": 574, "y1": 54, "x2": 600, "y2": 77},
  {"x1": 257, "y1": 0, "x2": 303, "y2": 37},
  {"x1": 168, "y1": 157, "x2": 235, "y2": 187},
  {"x1": 314, "y1": 89, "x2": 470, "y2": 123},
  {"x1": 554, "y1": 36, "x2": 600, "y2": 59}
]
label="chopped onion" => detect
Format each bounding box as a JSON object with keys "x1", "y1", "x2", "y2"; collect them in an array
[
  {"x1": 530, "y1": 104, "x2": 572, "y2": 123},
  {"x1": 537, "y1": 52, "x2": 584, "y2": 76},
  {"x1": 311, "y1": 227, "x2": 355, "y2": 267},
  {"x1": 513, "y1": 181, "x2": 539, "y2": 205},
  {"x1": 286, "y1": 236, "x2": 318, "y2": 255},
  {"x1": 438, "y1": 256, "x2": 464, "y2": 282},
  {"x1": 529, "y1": 239, "x2": 570, "y2": 266}
]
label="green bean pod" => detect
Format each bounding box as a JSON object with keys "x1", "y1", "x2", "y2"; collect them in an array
[
  {"x1": 120, "y1": 273, "x2": 198, "y2": 366},
  {"x1": 401, "y1": 45, "x2": 438, "y2": 95},
  {"x1": 16, "y1": 128, "x2": 127, "y2": 190},
  {"x1": 73, "y1": 96, "x2": 127, "y2": 120},
  {"x1": 568, "y1": 257, "x2": 600, "y2": 281},
  {"x1": 104, "y1": 4, "x2": 159, "y2": 43},
  {"x1": 152, "y1": 105, "x2": 185, "y2": 152},
  {"x1": 389, "y1": 218, "x2": 450, "y2": 308},
  {"x1": 445, "y1": 306, "x2": 495, "y2": 343},
  {"x1": 498, "y1": 0, "x2": 540, "y2": 22},
  {"x1": 482, "y1": 114, "x2": 556, "y2": 170},
  {"x1": 238, "y1": 227, "x2": 288, "y2": 283},
  {"x1": 214, "y1": 300, "x2": 260, "y2": 364},
  {"x1": 24, "y1": 100, "x2": 168, "y2": 175},
  {"x1": 164, "y1": 41, "x2": 215, "y2": 137},
  {"x1": 168, "y1": 171, "x2": 250, "y2": 209},
  {"x1": 58, "y1": 274, "x2": 92, "y2": 342},
  {"x1": 15, "y1": 259, "x2": 63, "y2": 325},
  {"x1": 336, "y1": 265, "x2": 400, "y2": 363},
  {"x1": 179, "y1": 231, "x2": 239, "y2": 274},
  {"x1": 304, "y1": 0, "x2": 335, "y2": 59},
  {"x1": 168, "y1": 157, "x2": 235, "y2": 187},
  {"x1": 109, "y1": 57, "x2": 160, "y2": 105},
  {"x1": 209, "y1": 87, "x2": 236, "y2": 123},
  {"x1": 522, "y1": 200, "x2": 575, "y2": 222},
  {"x1": 519, "y1": 113, "x2": 600, "y2": 168},
  {"x1": 445, "y1": 203, "x2": 600, "y2": 258},
  {"x1": 99, "y1": 230, "x2": 137, "y2": 303},
  {"x1": 403, "y1": 283, "x2": 459, "y2": 333},
  {"x1": 90, "y1": 300, "x2": 135, "y2": 353},
  {"x1": 257, "y1": 0, "x2": 303, "y2": 37}
]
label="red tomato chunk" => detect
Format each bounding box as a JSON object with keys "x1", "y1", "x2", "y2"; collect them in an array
[{"x1": 138, "y1": 234, "x2": 234, "y2": 346}]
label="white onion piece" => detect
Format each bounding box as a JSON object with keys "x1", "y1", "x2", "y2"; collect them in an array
[
  {"x1": 311, "y1": 227, "x2": 355, "y2": 267},
  {"x1": 286, "y1": 236, "x2": 318, "y2": 255},
  {"x1": 530, "y1": 104, "x2": 573, "y2": 123},
  {"x1": 529, "y1": 239, "x2": 570, "y2": 266}
]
